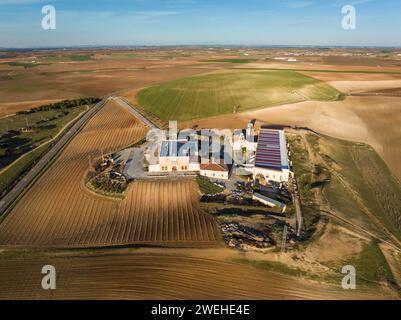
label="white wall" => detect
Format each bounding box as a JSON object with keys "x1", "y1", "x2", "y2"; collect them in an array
[
  {"x1": 148, "y1": 164, "x2": 160, "y2": 173},
  {"x1": 149, "y1": 163, "x2": 200, "y2": 173},
  {"x1": 200, "y1": 170, "x2": 229, "y2": 180},
  {"x1": 253, "y1": 167, "x2": 290, "y2": 183}
]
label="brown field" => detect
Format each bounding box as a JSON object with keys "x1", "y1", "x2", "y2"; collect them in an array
[
  {"x1": 0, "y1": 99, "x2": 63, "y2": 117},
  {"x1": 2, "y1": 48, "x2": 400, "y2": 116},
  {"x1": 0, "y1": 249, "x2": 396, "y2": 300},
  {"x1": 321, "y1": 55, "x2": 401, "y2": 68},
  {"x1": 0, "y1": 54, "x2": 221, "y2": 116},
  {"x1": 239, "y1": 61, "x2": 401, "y2": 73},
  {"x1": 299, "y1": 72, "x2": 401, "y2": 94},
  {"x1": 0, "y1": 100, "x2": 218, "y2": 247},
  {"x1": 301, "y1": 71, "x2": 401, "y2": 82},
  {"x1": 329, "y1": 80, "x2": 401, "y2": 94}
]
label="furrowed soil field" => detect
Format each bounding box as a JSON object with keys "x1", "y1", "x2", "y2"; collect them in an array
[
  {"x1": 0, "y1": 100, "x2": 219, "y2": 247},
  {"x1": 136, "y1": 70, "x2": 342, "y2": 121},
  {"x1": 0, "y1": 249, "x2": 396, "y2": 300}
]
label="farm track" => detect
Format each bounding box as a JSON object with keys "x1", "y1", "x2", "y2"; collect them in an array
[{"x1": 0, "y1": 101, "x2": 219, "y2": 247}]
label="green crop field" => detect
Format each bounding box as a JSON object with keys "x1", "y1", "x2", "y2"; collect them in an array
[{"x1": 136, "y1": 70, "x2": 342, "y2": 121}]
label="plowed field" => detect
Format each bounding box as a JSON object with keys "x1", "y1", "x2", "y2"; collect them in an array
[
  {"x1": 0, "y1": 101, "x2": 219, "y2": 247},
  {"x1": 0, "y1": 251, "x2": 394, "y2": 300}
]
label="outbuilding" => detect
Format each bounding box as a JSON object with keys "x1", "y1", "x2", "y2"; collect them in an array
[{"x1": 200, "y1": 162, "x2": 230, "y2": 180}]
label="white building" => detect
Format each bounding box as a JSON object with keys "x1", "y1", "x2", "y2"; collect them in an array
[
  {"x1": 253, "y1": 193, "x2": 287, "y2": 213},
  {"x1": 200, "y1": 162, "x2": 229, "y2": 180},
  {"x1": 147, "y1": 126, "x2": 293, "y2": 184},
  {"x1": 148, "y1": 140, "x2": 200, "y2": 173},
  {"x1": 148, "y1": 137, "x2": 231, "y2": 180},
  {"x1": 233, "y1": 120, "x2": 257, "y2": 152},
  {"x1": 253, "y1": 129, "x2": 291, "y2": 184}
]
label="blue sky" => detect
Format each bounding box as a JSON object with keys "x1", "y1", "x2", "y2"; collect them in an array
[{"x1": 0, "y1": 0, "x2": 400, "y2": 48}]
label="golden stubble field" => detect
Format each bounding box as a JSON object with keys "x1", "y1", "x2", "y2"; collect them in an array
[{"x1": 0, "y1": 100, "x2": 219, "y2": 247}]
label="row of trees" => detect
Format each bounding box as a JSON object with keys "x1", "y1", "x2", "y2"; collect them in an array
[{"x1": 17, "y1": 97, "x2": 101, "y2": 115}]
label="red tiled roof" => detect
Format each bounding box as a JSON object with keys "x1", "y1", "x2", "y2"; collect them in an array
[{"x1": 200, "y1": 162, "x2": 228, "y2": 172}]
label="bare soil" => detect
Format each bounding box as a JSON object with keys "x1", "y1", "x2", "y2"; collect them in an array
[
  {"x1": 0, "y1": 248, "x2": 396, "y2": 300},
  {"x1": 0, "y1": 101, "x2": 218, "y2": 247}
]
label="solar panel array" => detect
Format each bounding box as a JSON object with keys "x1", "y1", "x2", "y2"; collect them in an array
[{"x1": 255, "y1": 129, "x2": 283, "y2": 171}]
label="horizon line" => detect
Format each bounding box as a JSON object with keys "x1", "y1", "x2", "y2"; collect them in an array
[{"x1": 1, "y1": 44, "x2": 401, "y2": 51}]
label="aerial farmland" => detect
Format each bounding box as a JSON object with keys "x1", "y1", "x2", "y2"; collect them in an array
[
  {"x1": 0, "y1": 47, "x2": 400, "y2": 301},
  {"x1": 1, "y1": 0, "x2": 401, "y2": 305}
]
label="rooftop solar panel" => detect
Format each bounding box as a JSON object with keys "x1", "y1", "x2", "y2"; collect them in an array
[{"x1": 255, "y1": 129, "x2": 288, "y2": 172}]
